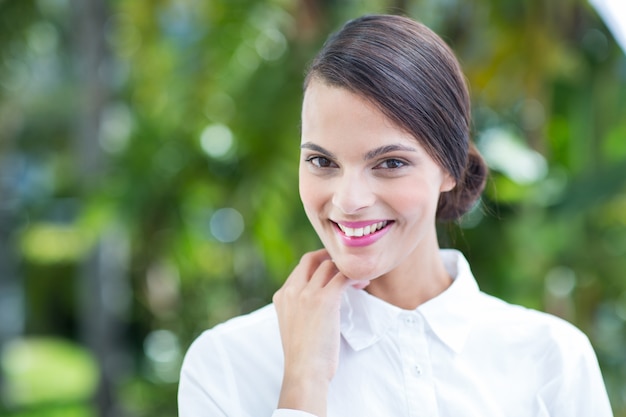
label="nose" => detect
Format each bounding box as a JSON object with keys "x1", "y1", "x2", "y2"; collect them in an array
[{"x1": 331, "y1": 171, "x2": 376, "y2": 215}]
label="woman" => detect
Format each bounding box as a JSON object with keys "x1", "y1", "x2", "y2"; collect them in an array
[{"x1": 178, "y1": 15, "x2": 612, "y2": 417}]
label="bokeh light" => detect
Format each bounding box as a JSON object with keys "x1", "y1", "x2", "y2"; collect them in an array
[
  {"x1": 210, "y1": 208, "x2": 244, "y2": 243},
  {"x1": 200, "y1": 123, "x2": 234, "y2": 159},
  {"x1": 478, "y1": 127, "x2": 548, "y2": 184}
]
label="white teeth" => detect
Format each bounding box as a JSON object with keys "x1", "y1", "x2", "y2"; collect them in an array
[{"x1": 337, "y1": 221, "x2": 388, "y2": 237}]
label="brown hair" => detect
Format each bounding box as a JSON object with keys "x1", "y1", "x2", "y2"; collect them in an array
[{"x1": 304, "y1": 14, "x2": 487, "y2": 221}]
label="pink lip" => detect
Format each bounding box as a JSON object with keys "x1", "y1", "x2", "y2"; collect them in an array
[{"x1": 332, "y1": 220, "x2": 393, "y2": 247}]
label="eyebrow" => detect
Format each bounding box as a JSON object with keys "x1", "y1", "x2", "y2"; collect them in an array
[
  {"x1": 300, "y1": 142, "x2": 417, "y2": 161},
  {"x1": 300, "y1": 142, "x2": 336, "y2": 159},
  {"x1": 364, "y1": 144, "x2": 417, "y2": 160}
]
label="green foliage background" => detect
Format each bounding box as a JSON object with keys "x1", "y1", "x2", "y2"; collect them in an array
[{"x1": 1, "y1": 0, "x2": 625, "y2": 416}]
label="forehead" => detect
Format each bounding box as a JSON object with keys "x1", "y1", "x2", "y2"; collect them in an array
[{"x1": 301, "y1": 81, "x2": 418, "y2": 150}]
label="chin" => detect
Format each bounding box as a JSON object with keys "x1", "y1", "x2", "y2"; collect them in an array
[{"x1": 334, "y1": 259, "x2": 384, "y2": 281}]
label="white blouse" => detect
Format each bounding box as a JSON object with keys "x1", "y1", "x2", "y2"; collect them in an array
[{"x1": 178, "y1": 250, "x2": 613, "y2": 417}]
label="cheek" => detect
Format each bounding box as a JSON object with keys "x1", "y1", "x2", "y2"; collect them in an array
[
  {"x1": 385, "y1": 179, "x2": 441, "y2": 216},
  {"x1": 298, "y1": 167, "x2": 311, "y2": 202},
  {"x1": 299, "y1": 169, "x2": 323, "y2": 220}
]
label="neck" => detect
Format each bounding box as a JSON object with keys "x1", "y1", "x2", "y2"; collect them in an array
[{"x1": 365, "y1": 244, "x2": 452, "y2": 310}]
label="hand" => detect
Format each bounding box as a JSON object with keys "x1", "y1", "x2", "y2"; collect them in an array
[{"x1": 273, "y1": 249, "x2": 351, "y2": 417}]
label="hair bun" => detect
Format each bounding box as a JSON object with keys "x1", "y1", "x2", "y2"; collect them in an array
[{"x1": 437, "y1": 144, "x2": 488, "y2": 221}]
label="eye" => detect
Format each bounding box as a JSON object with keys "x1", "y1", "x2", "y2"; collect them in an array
[
  {"x1": 374, "y1": 158, "x2": 406, "y2": 169},
  {"x1": 306, "y1": 156, "x2": 336, "y2": 168}
]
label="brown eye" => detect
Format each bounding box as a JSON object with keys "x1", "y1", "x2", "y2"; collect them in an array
[
  {"x1": 375, "y1": 159, "x2": 406, "y2": 169},
  {"x1": 308, "y1": 156, "x2": 335, "y2": 168}
]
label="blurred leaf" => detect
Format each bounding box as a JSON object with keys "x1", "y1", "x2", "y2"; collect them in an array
[
  {"x1": 1, "y1": 337, "x2": 98, "y2": 408},
  {"x1": 19, "y1": 223, "x2": 90, "y2": 264},
  {"x1": 550, "y1": 160, "x2": 626, "y2": 215}
]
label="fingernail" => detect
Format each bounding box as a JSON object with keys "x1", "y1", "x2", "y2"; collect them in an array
[{"x1": 350, "y1": 280, "x2": 370, "y2": 290}]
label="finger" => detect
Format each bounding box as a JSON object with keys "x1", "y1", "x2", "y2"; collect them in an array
[
  {"x1": 317, "y1": 272, "x2": 351, "y2": 307},
  {"x1": 274, "y1": 250, "x2": 332, "y2": 307},
  {"x1": 308, "y1": 259, "x2": 340, "y2": 289},
  {"x1": 326, "y1": 272, "x2": 351, "y2": 293},
  {"x1": 302, "y1": 249, "x2": 332, "y2": 271},
  {"x1": 348, "y1": 279, "x2": 371, "y2": 290},
  {"x1": 283, "y1": 249, "x2": 331, "y2": 289}
]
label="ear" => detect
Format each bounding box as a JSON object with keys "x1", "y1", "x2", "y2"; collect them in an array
[{"x1": 440, "y1": 173, "x2": 456, "y2": 193}]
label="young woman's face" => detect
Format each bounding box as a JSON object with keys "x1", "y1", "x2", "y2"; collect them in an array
[{"x1": 299, "y1": 80, "x2": 455, "y2": 281}]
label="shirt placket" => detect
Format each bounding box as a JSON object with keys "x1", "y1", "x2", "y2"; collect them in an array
[{"x1": 398, "y1": 312, "x2": 438, "y2": 417}]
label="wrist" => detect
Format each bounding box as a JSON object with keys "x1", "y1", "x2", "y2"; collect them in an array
[{"x1": 278, "y1": 372, "x2": 330, "y2": 417}]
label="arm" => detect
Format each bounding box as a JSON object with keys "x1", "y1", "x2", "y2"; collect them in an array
[
  {"x1": 178, "y1": 333, "x2": 239, "y2": 417},
  {"x1": 178, "y1": 373, "x2": 225, "y2": 417},
  {"x1": 178, "y1": 249, "x2": 354, "y2": 417},
  {"x1": 272, "y1": 250, "x2": 352, "y2": 417},
  {"x1": 537, "y1": 329, "x2": 613, "y2": 417},
  {"x1": 561, "y1": 336, "x2": 613, "y2": 417}
]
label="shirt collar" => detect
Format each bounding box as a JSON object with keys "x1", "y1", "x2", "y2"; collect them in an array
[{"x1": 340, "y1": 249, "x2": 480, "y2": 354}]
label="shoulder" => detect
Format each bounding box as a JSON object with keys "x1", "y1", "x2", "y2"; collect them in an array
[
  {"x1": 477, "y1": 292, "x2": 582, "y2": 331},
  {"x1": 179, "y1": 304, "x2": 284, "y2": 415},
  {"x1": 184, "y1": 303, "x2": 280, "y2": 360},
  {"x1": 463, "y1": 294, "x2": 612, "y2": 415},
  {"x1": 472, "y1": 292, "x2": 595, "y2": 363},
  {"x1": 180, "y1": 303, "x2": 282, "y2": 390},
  {"x1": 208, "y1": 303, "x2": 279, "y2": 336}
]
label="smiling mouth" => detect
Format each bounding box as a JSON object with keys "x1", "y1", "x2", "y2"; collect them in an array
[{"x1": 334, "y1": 221, "x2": 390, "y2": 237}]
